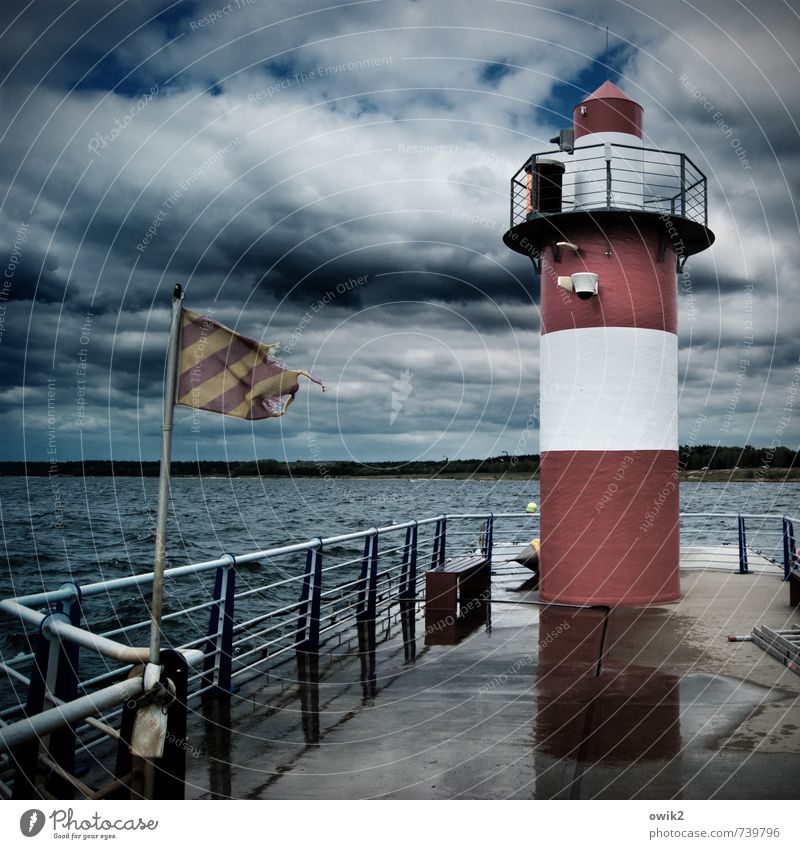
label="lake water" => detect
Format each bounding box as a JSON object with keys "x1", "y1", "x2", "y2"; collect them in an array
[{"x1": 1, "y1": 475, "x2": 798, "y2": 665}]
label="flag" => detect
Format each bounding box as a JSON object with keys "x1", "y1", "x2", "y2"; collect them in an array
[{"x1": 176, "y1": 309, "x2": 323, "y2": 419}]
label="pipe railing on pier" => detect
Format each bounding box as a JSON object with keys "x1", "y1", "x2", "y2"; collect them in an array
[{"x1": 0, "y1": 509, "x2": 797, "y2": 799}]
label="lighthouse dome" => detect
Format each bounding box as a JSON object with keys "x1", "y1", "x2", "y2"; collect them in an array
[{"x1": 573, "y1": 80, "x2": 644, "y2": 141}]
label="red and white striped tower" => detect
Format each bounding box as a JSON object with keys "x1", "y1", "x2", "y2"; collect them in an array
[{"x1": 504, "y1": 82, "x2": 714, "y2": 605}]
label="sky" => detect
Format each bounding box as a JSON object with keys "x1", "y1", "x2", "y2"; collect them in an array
[{"x1": 1, "y1": 0, "x2": 798, "y2": 464}]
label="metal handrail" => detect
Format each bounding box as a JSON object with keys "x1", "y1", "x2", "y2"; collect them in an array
[
  {"x1": 0, "y1": 514, "x2": 490, "y2": 759},
  {"x1": 0, "y1": 509, "x2": 796, "y2": 788},
  {"x1": 1, "y1": 510, "x2": 794, "y2": 641}
]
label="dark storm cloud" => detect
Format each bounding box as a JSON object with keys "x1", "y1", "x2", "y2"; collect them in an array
[{"x1": 1, "y1": 0, "x2": 798, "y2": 460}]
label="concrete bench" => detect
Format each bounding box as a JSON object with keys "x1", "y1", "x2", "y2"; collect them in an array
[{"x1": 425, "y1": 554, "x2": 490, "y2": 645}]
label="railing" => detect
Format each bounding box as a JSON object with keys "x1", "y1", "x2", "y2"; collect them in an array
[
  {"x1": 679, "y1": 512, "x2": 799, "y2": 577},
  {"x1": 509, "y1": 142, "x2": 708, "y2": 229},
  {"x1": 0, "y1": 512, "x2": 528, "y2": 798},
  {"x1": 0, "y1": 509, "x2": 797, "y2": 799}
]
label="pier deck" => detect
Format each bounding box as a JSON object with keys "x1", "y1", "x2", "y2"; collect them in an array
[{"x1": 184, "y1": 547, "x2": 800, "y2": 800}]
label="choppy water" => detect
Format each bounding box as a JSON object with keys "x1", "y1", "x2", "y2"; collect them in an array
[{"x1": 0, "y1": 475, "x2": 798, "y2": 666}]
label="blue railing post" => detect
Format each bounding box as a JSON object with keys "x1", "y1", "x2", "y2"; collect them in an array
[
  {"x1": 309, "y1": 543, "x2": 323, "y2": 650},
  {"x1": 202, "y1": 554, "x2": 236, "y2": 694},
  {"x1": 296, "y1": 541, "x2": 323, "y2": 651},
  {"x1": 484, "y1": 514, "x2": 494, "y2": 633},
  {"x1": 355, "y1": 530, "x2": 379, "y2": 698},
  {"x1": 401, "y1": 522, "x2": 418, "y2": 605},
  {"x1": 400, "y1": 522, "x2": 418, "y2": 662},
  {"x1": 367, "y1": 532, "x2": 378, "y2": 623},
  {"x1": 432, "y1": 516, "x2": 447, "y2": 570},
  {"x1": 783, "y1": 516, "x2": 797, "y2": 581},
  {"x1": 357, "y1": 530, "x2": 378, "y2": 624},
  {"x1": 485, "y1": 512, "x2": 494, "y2": 565},
  {"x1": 738, "y1": 514, "x2": 750, "y2": 574}
]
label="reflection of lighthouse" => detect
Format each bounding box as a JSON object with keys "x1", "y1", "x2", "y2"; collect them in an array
[
  {"x1": 504, "y1": 82, "x2": 714, "y2": 605},
  {"x1": 534, "y1": 608, "x2": 682, "y2": 799}
]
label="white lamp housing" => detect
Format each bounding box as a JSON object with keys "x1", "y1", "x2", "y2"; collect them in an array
[{"x1": 571, "y1": 272, "x2": 599, "y2": 299}]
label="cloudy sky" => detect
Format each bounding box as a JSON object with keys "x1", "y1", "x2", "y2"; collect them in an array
[{"x1": 2, "y1": 0, "x2": 798, "y2": 464}]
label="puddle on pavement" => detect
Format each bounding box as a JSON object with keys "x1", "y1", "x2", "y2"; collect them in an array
[{"x1": 533, "y1": 607, "x2": 792, "y2": 798}]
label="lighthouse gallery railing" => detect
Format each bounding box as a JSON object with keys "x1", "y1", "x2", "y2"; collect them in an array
[{"x1": 510, "y1": 143, "x2": 708, "y2": 228}]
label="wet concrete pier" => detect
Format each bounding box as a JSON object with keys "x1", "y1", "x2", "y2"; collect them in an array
[{"x1": 185, "y1": 550, "x2": 800, "y2": 799}]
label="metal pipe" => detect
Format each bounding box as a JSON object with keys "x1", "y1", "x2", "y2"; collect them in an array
[
  {"x1": 0, "y1": 660, "x2": 29, "y2": 686},
  {"x1": 45, "y1": 616, "x2": 149, "y2": 664},
  {"x1": 95, "y1": 556, "x2": 226, "y2": 589},
  {"x1": 48, "y1": 621, "x2": 204, "y2": 668},
  {"x1": 232, "y1": 541, "x2": 321, "y2": 564},
  {"x1": 0, "y1": 677, "x2": 144, "y2": 754},
  {"x1": 231, "y1": 599, "x2": 304, "y2": 631},
  {"x1": 232, "y1": 519, "x2": 435, "y2": 567},
  {"x1": 231, "y1": 643, "x2": 295, "y2": 678},
  {"x1": 1, "y1": 600, "x2": 204, "y2": 668},
  {"x1": 78, "y1": 665, "x2": 134, "y2": 690},
  {"x1": 1, "y1": 662, "x2": 119, "y2": 742}
]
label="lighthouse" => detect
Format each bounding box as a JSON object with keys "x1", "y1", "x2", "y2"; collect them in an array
[{"x1": 504, "y1": 82, "x2": 714, "y2": 605}]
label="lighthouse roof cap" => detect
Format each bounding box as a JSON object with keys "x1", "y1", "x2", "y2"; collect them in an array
[
  {"x1": 573, "y1": 80, "x2": 644, "y2": 139},
  {"x1": 579, "y1": 80, "x2": 641, "y2": 106}
]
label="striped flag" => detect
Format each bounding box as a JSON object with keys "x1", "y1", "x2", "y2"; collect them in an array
[{"x1": 176, "y1": 309, "x2": 323, "y2": 419}]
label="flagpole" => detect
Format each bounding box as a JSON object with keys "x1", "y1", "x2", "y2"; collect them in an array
[
  {"x1": 149, "y1": 284, "x2": 183, "y2": 665},
  {"x1": 140, "y1": 285, "x2": 182, "y2": 801}
]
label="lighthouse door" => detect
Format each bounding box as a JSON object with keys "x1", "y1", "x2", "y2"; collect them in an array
[{"x1": 533, "y1": 158, "x2": 565, "y2": 214}]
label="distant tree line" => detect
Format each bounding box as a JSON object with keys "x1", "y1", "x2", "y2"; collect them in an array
[
  {"x1": 679, "y1": 444, "x2": 797, "y2": 471},
  {"x1": 1, "y1": 445, "x2": 796, "y2": 477}
]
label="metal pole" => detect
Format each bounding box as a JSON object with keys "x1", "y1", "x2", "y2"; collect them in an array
[
  {"x1": 149, "y1": 285, "x2": 183, "y2": 665},
  {"x1": 142, "y1": 285, "x2": 182, "y2": 801}
]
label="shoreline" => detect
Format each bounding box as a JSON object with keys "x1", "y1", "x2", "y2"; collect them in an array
[{"x1": 1, "y1": 470, "x2": 798, "y2": 483}]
